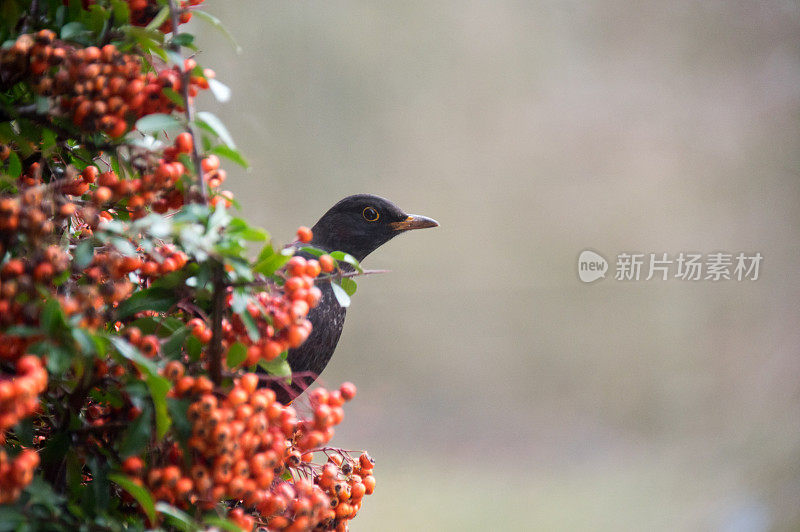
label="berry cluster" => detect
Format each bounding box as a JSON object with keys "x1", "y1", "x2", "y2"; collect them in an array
[
  {"x1": 0, "y1": 356, "x2": 47, "y2": 438},
  {"x1": 224, "y1": 255, "x2": 323, "y2": 368},
  {"x1": 128, "y1": 372, "x2": 368, "y2": 530},
  {"x1": 311, "y1": 450, "x2": 375, "y2": 529},
  {"x1": 258, "y1": 383, "x2": 375, "y2": 530},
  {"x1": 0, "y1": 448, "x2": 40, "y2": 504},
  {"x1": 0, "y1": 31, "x2": 207, "y2": 137},
  {"x1": 0, "y1": 355, "x2": 47, "y2": 503},
  {"x1": 0, "y1": 245, "x2": 70, "y2": 330},
  {"x1": 127, "y1": 0, "x2": 204, "y2": 31},
  {"x1": 0, "y1": 186, "x2": 69, "y2": 248},
  {"x1": 137, "y1": 245, "x2": 190, "y2": 279},
  {"x1": 64, "y1": 135, "x2": 222, "y2": 220}
]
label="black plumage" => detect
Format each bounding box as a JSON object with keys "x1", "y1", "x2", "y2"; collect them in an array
[{"x1": 269, "y1": 194, "x2": 437, "y2": 403}]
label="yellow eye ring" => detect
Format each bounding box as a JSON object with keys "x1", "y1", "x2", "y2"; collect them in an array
[{"x1": 362, "y1": 206, "x2": 379, "y2": 222}]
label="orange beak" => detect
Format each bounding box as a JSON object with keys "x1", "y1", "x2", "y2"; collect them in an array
[{"x1": 389, "y1": 214, "x2": 439, "y2": 232}]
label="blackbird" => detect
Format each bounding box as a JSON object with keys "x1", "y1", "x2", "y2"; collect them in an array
[{"x1": 269, "y1": 194, "x2": 438, "y2": 403}]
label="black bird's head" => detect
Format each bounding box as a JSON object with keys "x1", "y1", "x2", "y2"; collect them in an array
[{"x1": 310, "y1": 194, "x2": 438, "y2": 261}]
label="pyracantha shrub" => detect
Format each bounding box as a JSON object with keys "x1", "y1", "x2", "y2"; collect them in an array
[{"x1": 0, "y1": 1, "x2": 374, "y2": 530}]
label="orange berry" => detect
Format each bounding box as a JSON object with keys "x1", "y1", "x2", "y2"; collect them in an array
[
  {"x1": 93, "y1": 186, "x2": 112, "y2": 204},
  {"x1": 33, "y1": 262, "x2": 53, "y2": 281},
  {"x1": 262, "y1": 341, "x2": 283, "y2": 361},
  {"x1": 240, "y1": 373, "x2": 259, "y2": 395},
  {"x1": 286, "y1": 256, "x2": 307, "y2": 277},
  {"x1": 287, "y1": 323, "x2": 310, "y2": 348},
  {"x1": 244, "y1": 345, "x2": 262, "y2": 366},
  {"x1": 163, "y1": 360, "x2": 185, "y2": 381},
  {"x1": 319, "y1": 254, "x2": 335, "y2": 273},
  {"x1": 359, "y1": 452, "x2": 374, "y2": 471},
  {"x1": 339, "y1": 382, "x2": 357, "y2": 401},
  {"x1": 140, "y1": 335, "x2": 159, "y2": 357},
  {"x1": 362, "y1": 474, "x2": 375, "y2": 495},
  {"x1": 228, "y1": 387, "x2": 248, "y2": 406},
  {"x1": 122, "y1": 456, "x2": 145, "y2": 477},
  {"x1": 194, "y1": 376, "x2": 214, "y2": 394},
  {"x1": 201, "y1": 154, "x2": 219, "y2": 172},
  {"x1": 81, "y1": 166, "x2": 98, "y2": 183},
  {"x1": 175, "y1": 132, "x2": 193, "y2": 154},
  {"x1": 296, "y1": 226, "x2": 313, "y2": 243}
]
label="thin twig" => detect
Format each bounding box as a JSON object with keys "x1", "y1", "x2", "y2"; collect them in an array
[
  {"x1": 20, "y1": 0, "x2": 38, "y2": 34},
  {"x1": 166, "y1": 0, "x2": 206, "y2": 204},
  {"x1": 227, "y1": 268, "x2": 390, "y2": 289},
  {"x1": 166, "y1": 0, "x2": 220, "y2": 385},
  {"x1": 208, "y1": 263, "x2": 225, "y2": 385}
]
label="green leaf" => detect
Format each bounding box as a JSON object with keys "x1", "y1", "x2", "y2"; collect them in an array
[
  {"x1": 60, "y1": 21, "x2": 87, "y2": 41},
  {"x1": 146, "y1": 374, "x2": 171, "y2": 439},
  {"x1": 330, "y1": 251, "x2": 363, "y2": 272},
  {"x1": 41, "y1": 128, "x2": 57, "y2": 155},
  {"x1": 111, "y1": 236, "x2": 137, "y2": 256},
  {"x1": 161, "y1": 87, "x2": 184, "y2": 106},
  {"x1": 167, "y1": 398, "x2": 192, "y2": 443},
  {"x1": 208, "y1": 78, "x2": 231, "y2": 102},
  {"x1": 170, "y1": 32, "x2": 195, "y2": 47},
  {"x1": 258, "y1": 357, "x2": 291, "y2": 380},
  {"x1": 132, "y1": 316, "x2": 183, "y2": 336},
  {"x1": 298, "y1": 246, "x2": 326, "y2": 257},
  {"x1": 257, "y1": 243, "x2": 275, "y2": 262},
  {"x1": 186, "y1": 335, "x2": 202, "y2": 361},
  {"x1": 240, "y1": 311, "x2": 260, "y2": 342},
  {"x1": 211, "y1": 144, "x2": 249, "y2": 168},
  {"x1": 116, "y1": 287, "x2": 178, "y2": 320},
  {"x1": 88, "y1": 456, "x2": 110, "y2": 511},
  {"x1": 0, "y1": 506, "x2": 24, "y2": 529},
  {"x1": 3, "y1": 325, "x2": 40, "y2": 337},
  {"x1": 44, "y1": 345, "x2": 71, "y2": 374},
  {"x1": 110, "y1": 336, "x2": 158, "y2": 377},
  {"x1": 228, "y1": 217, "x2": 268, "y2": 241},
  {"x1": 72, "y1": 328, "x2": 98, "y2": 355},
  {"x1": 73, "y1": 239, "x2": 94, "y2": 269},
  {"x1": 253, "y1": 253, "x2": 290, "y2": 276},
  {"x1": 40, "y1": 431, "x2": 70, "y2": 470},
  {"x1": 109, "y1": 0, "x2": 131, "y2": 25},
  {"x1": 145, "y1": 6, "x2": 170, "y2": 31},
  {"x1": 156, "y1": 503, "x2": 195, "y2": 532},
  {"x1": 340, "y1": 276, "x2": 357, "y2": 296},
  {"x1": 5, "y1": 150, "x2": 21, "y2": 179},
  {"x1": 109, "y1": 473, "x2": 156, "y2": 525},
  {"x1": 35, "y1": 95, "x2": 49, "y2": 114},
  {"x1": 119, "y1": 400, "x2": 152, "y2": 457},
  {"x1": 331, "y1": 282, "x2": 351, "y2": 308},
  {"x1": 135, "y1": 113, "x2": 183, "y2": 135},
  {"x1": 226, "y1": 342, "x2": 247, "y2": 368},
  {"x1": 196, "y1": 111, "x2": 236, "y2": 148},
  {"x1": 161, "y1": 327, "x2": 190, "y2": 359},
  {"x1": 24, "y1": 476, "x2": 66, "y2": 509},
  {"x1": 193, "y1": 10, "x2": 243, "y2": 53},
  {"x1": 15, "y1": 417, "x2": 33, "y2": 447},
  {"x1": 41, "y1": 299, "x2": 67, "y2": 336},
  {"x1": 202, "y1": 515, "x2": 246, "y2": 532}
]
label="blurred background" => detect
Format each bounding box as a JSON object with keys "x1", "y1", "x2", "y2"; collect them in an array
[{"x1": 188, "y1": 2, "x2": 800, "y2": 530}]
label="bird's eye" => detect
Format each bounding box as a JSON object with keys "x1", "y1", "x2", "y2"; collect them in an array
[{"x1": 362, "y1": 206, "x2": 379, "y2": 222}]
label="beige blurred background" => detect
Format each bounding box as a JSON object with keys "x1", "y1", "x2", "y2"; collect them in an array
[{"x1": 189, "y1": 2, "x2": 800, "y2": 530}]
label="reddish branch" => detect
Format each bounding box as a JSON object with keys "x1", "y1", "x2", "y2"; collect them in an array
[{"x1": 166, "y1": 0, "x2": 224, "y2": 384}]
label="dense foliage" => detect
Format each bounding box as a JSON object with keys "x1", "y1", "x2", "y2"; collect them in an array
[{"x1": 0, "y1": 1, "x2": 373, "y2": 530}]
